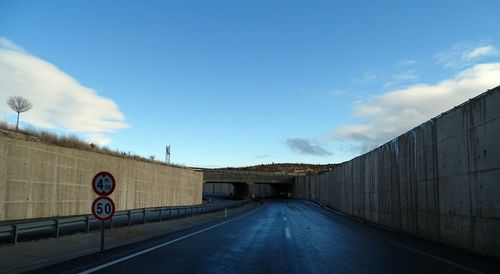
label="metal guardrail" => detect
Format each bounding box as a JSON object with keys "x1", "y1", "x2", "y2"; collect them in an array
[{"x1": 0, "y1": 200, "x2": 250, "y2": 244}]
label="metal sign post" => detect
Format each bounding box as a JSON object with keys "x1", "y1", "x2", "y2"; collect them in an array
[{"x1": 91, "y1": 171, "x2": 116, "y2": 252}]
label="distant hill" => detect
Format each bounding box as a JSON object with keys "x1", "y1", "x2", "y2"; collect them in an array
[{"x1": 222, "y1": 163, "x2": 337, "y2": 176}]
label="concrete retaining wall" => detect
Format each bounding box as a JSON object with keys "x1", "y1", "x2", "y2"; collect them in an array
[
  {"x1": 294, "y1": 86, "x2": 500, "y2": 258},
  {"x1": 0, "y1": 137, "x2": 203, "y2": 221}
]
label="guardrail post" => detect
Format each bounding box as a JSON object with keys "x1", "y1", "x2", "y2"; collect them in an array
[
  {"x1": 168, "y1": 208, "x2": 171, "y2": 220},
  {"x1": 109, "y1": 217, "x2": 113, "y2": 228},
  {"x1": 127, "y1": 210, "x2": 132, "y2": 226},
  {"x1": 12, "y1": 225, "x2": 18, "y2": 244},
  {"x1": 55, "y1": 218, "x2": 60, "y2": 238},
  {"x1": 86, "y1": 216, "x2": 90, "y2": 232},
  {"x1": 159, "y1": 209, "x2": 162, "y2": 221},
  {"x1": 142, "y1": 208, "x2": 147, "y2": 224}
]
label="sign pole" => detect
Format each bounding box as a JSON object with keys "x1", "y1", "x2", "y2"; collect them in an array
[
  {"x1": 91, "y1": 171, "x2": 117, "y2": 253},
  {"x1": 100, "y1": 221, "x2": 105, "y2": 252}
]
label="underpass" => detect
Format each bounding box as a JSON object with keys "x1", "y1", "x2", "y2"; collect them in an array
[{"x1": 202, "y1": 169, "x2": 294, "y2": 199}]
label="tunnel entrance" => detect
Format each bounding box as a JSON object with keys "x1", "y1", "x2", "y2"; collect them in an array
[
  {"x1": 252, "y1": 183, "x2": 293, "y2": 198},
  {"x1": 203, "y1": 182, "x2": 293, "y2": 200},
  {"x1": 203, "y1": 182, "x2": 249, "y2": 200}
]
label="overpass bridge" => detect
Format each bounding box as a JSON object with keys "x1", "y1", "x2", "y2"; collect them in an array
[{"x1": 201, "y1": 169, "x2": 294, "y2": 199}]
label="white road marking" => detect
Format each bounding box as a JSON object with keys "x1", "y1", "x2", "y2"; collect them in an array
[
  {"x1": 285, "y1": 227, "x2": 291, "y2": 239},
  {"x1": 302, "y1": 200, "x2": 482, "y2": 274},
  {"x1": 79, "y1": 209, "x2": 257, "y2": 274},
  {"x1": 283, "y1": 217, "x2": 287, "y2": 222},
  {"x1": 369, "y1": 233, "x2": 483, "y2": 274}
]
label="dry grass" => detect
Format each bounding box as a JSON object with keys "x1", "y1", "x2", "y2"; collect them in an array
[{"x1": 0, "y1": 120, "x2": 185, "y2": 168}]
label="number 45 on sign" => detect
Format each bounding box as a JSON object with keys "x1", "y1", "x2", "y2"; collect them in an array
[{"x1": 92, "y1": 171, "x2": 116, "y2": 196}]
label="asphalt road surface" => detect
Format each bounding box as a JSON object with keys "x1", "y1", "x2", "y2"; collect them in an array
[{"x1": 58, "y1": 200, "x2": 498, "y2": 274}]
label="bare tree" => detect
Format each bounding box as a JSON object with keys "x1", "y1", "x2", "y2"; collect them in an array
[{"x1": 7, "y1": 96, "x2": 33, "y2": 131}]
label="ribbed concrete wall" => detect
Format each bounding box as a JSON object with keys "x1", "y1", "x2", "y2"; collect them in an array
[
  {"x1": 0, "y1": 137, "x2": 203, "y2": 221},
  {"x1": 294, "y1": 86, "x2": 500, "y2": 259}
]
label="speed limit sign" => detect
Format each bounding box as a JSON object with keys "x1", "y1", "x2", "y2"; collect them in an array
[
  {"x1": 91, "y1": 196, "x2": 116, "y2": 221},
  {"x1": 92, "y1": 171, "x2": 116, "y2": 196}
]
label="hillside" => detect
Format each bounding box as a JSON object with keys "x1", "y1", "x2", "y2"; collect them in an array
[{"x1": 223, "y1": 163, "x2": 337, "y2": 176}]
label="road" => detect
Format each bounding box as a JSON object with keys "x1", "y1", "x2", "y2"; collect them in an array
[{"x1": 52, "y1": 200, "x2": 498, "y2": 274}]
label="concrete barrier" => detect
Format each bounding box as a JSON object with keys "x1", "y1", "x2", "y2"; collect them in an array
[
  {"x1": 0, "y1": 137, "x2": 203, "y2": 221},
  {"x1": 294, "y1": 86, "x2": 500, "y2": 259}
]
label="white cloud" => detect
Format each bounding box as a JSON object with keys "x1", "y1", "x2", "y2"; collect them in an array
[
  {"x1": 0, "y1": 37, "x2": 129, "y2": 145},
  {"x1": 335, "y1": 63, "x2": 500, "y2": 153},
  {"x1": 0, "y1": 37, "x2": 26, "y2": 53},
  {"x1": 353, "y1": 71, "x2": 378, "y2": 85},
  {"x1": 463, "y1": 45, "x2": 497, "y2": 60},
  {"x1": 434, "y1": 43, "x2": 498, "y2": 68},
  {"x1": 286, "y1": 138, "x2": 332, "y2": 156},
  {"x1": 85, "y1": 133, "x2": 112, "y2": 146},
  {"x1": 384, "y1": 70, "x2": 419, "y2": 88},
  {"x1": 397, "y1": 59, "x2": 418, "y2": 66}
]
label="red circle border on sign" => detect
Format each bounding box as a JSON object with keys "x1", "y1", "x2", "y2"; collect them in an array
[
  {"x1": 91, "y1": 171, "x2": 116, "y2": 196},
  {"x1": 91, "y1": 196, "x2": 116, "y2": 221}
]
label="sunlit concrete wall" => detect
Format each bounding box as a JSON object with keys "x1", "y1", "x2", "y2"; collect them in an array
[
  {"x1": 0, "y1": 138, "x2": 203, "y2": 221},
  {"x1": 294, "y1": 86, "x2": 500, "y2": 259}
]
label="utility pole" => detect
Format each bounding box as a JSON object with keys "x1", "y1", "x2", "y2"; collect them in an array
[{"x1": 165, "y1": 145, "x2": 171, "y2": 164}]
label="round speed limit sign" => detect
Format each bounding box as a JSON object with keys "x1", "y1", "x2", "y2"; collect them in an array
[
  {"x1": 92, "y1": 197, "x2": 116, "y2": 221},
  {"x1": 92, "y1": 171, "x2": 116, "y2": 196}
]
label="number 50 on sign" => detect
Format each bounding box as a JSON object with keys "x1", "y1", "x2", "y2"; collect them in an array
[{"x1": 91, "y1": 197, "x2": 116, "y2": 221}]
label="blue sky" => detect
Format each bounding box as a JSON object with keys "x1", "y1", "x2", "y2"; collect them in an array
[{"x1": 1, "y1": 0, "x2": 500, "y2": 167}]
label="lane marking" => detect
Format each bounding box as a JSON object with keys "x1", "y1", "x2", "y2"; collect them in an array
[
  {"x1": 301, "y1": 200, "x2": 482, "y2": 274},
  {"x1": 283, "y1": 217, "x2": 287, "y2": 222},
  {"x1": 369, "y1": 233, "x2": 483, "y2": 274},
  {"x1": 79, "y1": 209, "x2": 258, "y2": 274},
  {"x1": 302, "y1": 200, "x2": 347, "y2": 216},
  {"x1": 285, "y1": 227, "x2": 291, "y2": 239}
]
